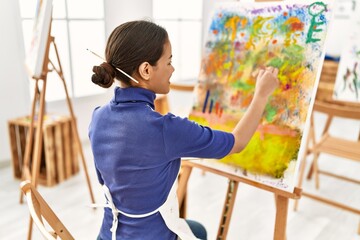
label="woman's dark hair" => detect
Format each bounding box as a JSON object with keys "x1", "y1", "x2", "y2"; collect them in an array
[{"x1": 91, "y1": 20, "x2": 168, "y2": 88}]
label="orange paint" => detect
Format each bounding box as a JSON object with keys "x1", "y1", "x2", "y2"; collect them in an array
[
  {"x1": 291, "y1": 22, "x2": 304, "y2": 31},
  {"x1": 215, "y1": 102, "x2": 220, "y2": 114},
  {"x1": 284, "y1": 17, "x2": 304, "y2": 32},
  {"x1": 240, "y1": 95, "x2": 253, "y2": 108},
  {"x1": 240, "y1": 18, "x2": 248, "y2": 28},
  {"x1": 205, "y1": 52, "x2": 228, "y2": 75},
  {"x1": 257, "y1": 124, "x2": 299, "y2": 139}
]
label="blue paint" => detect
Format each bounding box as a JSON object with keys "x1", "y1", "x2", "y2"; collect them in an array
[
  {"x1": 209, "y1": 99, "x2": 214, "y2": 113},
  {"x1": 202, "y1": 90, "x2": 210, "y2": 113}
]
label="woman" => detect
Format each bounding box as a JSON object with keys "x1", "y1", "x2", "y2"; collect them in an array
[{"x1": 89, "y1": 20, "x2": 279, "y2": 240}]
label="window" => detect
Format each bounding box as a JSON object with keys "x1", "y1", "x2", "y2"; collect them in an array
[
  {"x1": 19, "y1": 0, "x2": 106, "y2": 101},
  {"x1": 153, "y1": 0, "x2": 203, "y2": 83}
]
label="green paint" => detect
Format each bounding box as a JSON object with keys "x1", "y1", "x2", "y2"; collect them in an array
[
  {"x1": 232, "y1": 81, "x2": 253, "y2": 91},
  {"x1": 353, "y1": 65, "x2": 359, "y2": 99},
  {"x1": 268, "y1": 57, "x2": 283, "y2": 68},
  {"x1": 306, "y1": 2, "x2": 327, "y2": 44},
  {"x1": 283, "y1": 44, "x2": 305, "y2": 66},
  {"x1": 265, "y1": 103, "x2": 277, "y2": 122}
]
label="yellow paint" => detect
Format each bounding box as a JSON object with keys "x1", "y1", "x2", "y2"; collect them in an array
[
  {"x1": 189, "y1": 114, "x2": 301, "y2": 178},
  {"x1": 221, "y1": 131, "x2": 301, "y2": 178}
]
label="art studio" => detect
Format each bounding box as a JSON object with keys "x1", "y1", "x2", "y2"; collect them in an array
[{"x1": 0, "y1": 0, "x2": 359, "y2": 239}]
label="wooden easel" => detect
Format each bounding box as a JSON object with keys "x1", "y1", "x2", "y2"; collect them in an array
[
  {"x1": 294, "y1": 60, "x2": 360, "y2": 234},
  {"x1": 21, "y1": 18, "x2": 95, "y2": 240},
  {"x1": 175, "y1": 1, "x2": 301, "y2": 239},
  {"x1": 177, "y1": 160, "x2": 302, "y2": 240}
]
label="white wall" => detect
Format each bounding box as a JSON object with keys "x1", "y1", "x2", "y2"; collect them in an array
[
  {"x1": 0, "y1": 0, "x2": 152, "y2": 163},
  {"x1": 0, "y1": 0, "x2": 31, "y2": 164},
  {"x1": 104, "y1": 0, "x2": 153, "y2": 36}
]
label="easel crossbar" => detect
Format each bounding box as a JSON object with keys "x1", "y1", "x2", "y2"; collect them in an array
[
  {"x1": 302, "y1": 192, "x2": 360, "y2": 215},
  {"x1": 182, "y1": 160, "x2": 301, "y2": 199}
]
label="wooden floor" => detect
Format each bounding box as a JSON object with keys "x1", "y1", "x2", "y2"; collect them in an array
[{"x1": 0, "y1": 112, "x2": 359, "y2": 240}]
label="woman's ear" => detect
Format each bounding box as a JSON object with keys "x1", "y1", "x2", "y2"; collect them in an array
[{"x1": 138, "y1": 62, "x2": 152, "y2": 81}]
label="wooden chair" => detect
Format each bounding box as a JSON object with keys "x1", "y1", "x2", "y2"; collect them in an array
[
  {"x1": 302, "y1": 60, "x2": 360, "y2": 188},
  {"x1": 295, "y1": 60, "x2": 360, "y2": 234},
  {"x1": 305, "y1": 101, "x2": 360, "y2": 188},
  {"x1": 20, "y1": 180, "x2": 75, "y2": 240}
]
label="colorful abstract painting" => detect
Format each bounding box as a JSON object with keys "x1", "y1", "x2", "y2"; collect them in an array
[
  {"x1": 333, "y1": 14, "x2": 360, "y2": 103},
  {"x1": 189, "y1": 0, "x2": 333, "y2": 192}
]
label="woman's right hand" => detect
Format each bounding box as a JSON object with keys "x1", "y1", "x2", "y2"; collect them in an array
[
  {"x1": 254, "y1": 67, "x2": 279, "y2": 99},
  {"x1": 229, "y1": 66, "x2": 279, "y2": 154}
]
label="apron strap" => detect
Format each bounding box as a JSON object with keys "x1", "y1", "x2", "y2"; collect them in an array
[
  {"x1": 90, "y1": 169, "x2": 198, "y2": 240},
  {"x1": 102, "y1": 185, "x2": 118, "y2": 240},
  {"x1": 89, "y1": 185, "x2": 163, "y2": 240}
]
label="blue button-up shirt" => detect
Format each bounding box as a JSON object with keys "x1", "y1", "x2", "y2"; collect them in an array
[{"x1": 89, "y1": 87, "x2": 234, "y2": 239}]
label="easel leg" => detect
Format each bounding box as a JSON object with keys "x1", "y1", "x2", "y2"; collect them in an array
[
  {"x1": 308, "y1": 114, "x2": 333, "y2": 183},
  {"x1": 294, "y1": 154, "x2": 306, "y2": 211},
  {"x1": 306, "y1": 153, "x2": 320, "y2": 180},
  {"x1": 27, "y1": 217, "x2": 33, "y2": 240},
  {"x1": 274, "y1": 194, "x2": 289, "y2": 240},
  {"x1": 68, "y1": 115, "x2": 95, "y2": 203},
  {"x1": 306, "y1": 114, "x2": 317, "y2": 180},
  {"x1": 294, "y1": 115, "x2": 313, "y2": 211},
  {"x1": 179, "y1": 191, "x2": 187, "y2": 219},
  {"x1": 19, "y1": 81, "x2": 40, "y2": 204},
  {"x1": 31, "y1": 79, "x2": 47, "y2": 187},
  {"x1": 27, "y1": 78, "x2": 47, "y2": 240},
  {"x1": 313, "y1": 153, "x2": 320, "y2": 189},
  {"x1": 177, "y1": 165, "x2": 192, "y2": 208},
  {"x1": 306, "y1": 152, "x2": 321, "y2": 188},
  {"x1": 52, "y1": 40, "x2": 95, "y2": 204},
  {"x1": 217, "y1": 180, "x2": 239, "y2": 240},
  {"x1": 306, "y1": 163, "x2": 314, "y2": 180}
]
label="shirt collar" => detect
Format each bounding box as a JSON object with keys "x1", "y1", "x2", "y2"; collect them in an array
[{"x1": 112, "y1": 86, "x2": 156, "y2": 109}]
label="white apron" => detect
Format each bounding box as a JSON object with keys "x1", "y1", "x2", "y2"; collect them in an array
[{"x1": 93, "y1": 174, "x2": 199, "y2": 240}]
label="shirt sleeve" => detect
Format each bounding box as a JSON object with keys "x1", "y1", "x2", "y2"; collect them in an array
[
  {"x1": 88, "y1": 106, "x2": 105, "y2": 185},
  {"x1": 162, "y1": 113, "x2": 235, "y2": 160},
  {"x1": 94, "y1": 165, "x2": 105, "y2": 185}
]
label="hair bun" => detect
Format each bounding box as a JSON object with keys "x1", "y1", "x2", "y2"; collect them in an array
[{"x1": 91, "y1": 62, "x2": 116, "y2": 88}]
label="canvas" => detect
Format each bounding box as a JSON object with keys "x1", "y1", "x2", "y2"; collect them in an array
[
  {"x1": 333, "y1": 11, "x2": 360, "y2": 103},
  {"x1": 189, "y1": 0, "x2": 333, "y2": 192},
  {"x1": 25, "y1": 0, "x2": 53, "y2": 79}
]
